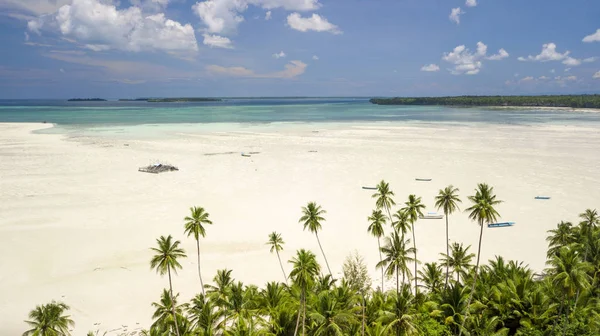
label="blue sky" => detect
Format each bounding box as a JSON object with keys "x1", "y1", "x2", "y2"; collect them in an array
[{"x1": 0, "y1": 0, "x2": 599, "y2": 98}]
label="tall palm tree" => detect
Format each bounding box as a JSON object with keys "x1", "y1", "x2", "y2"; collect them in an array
[
  {"x1": 376, "y1": 231, "x2": 415, "y2": 295},
  {"x1": 289, "y1": 249, "x2": 321, "y2": 336},
  {"x1": 372, "y1": 180, "x2": 396, "y2": 224},
  {"x1": 184, "y1": 206, "x2": 213, "y2": 296},
  {"x1": 267, "y1": 232, "x2": 288, "y2": 284},
  {"x1": 368, "y1": 209, "x2": 387, "y2": 291},
  {"x1": 23, "y1": 301, "x2": 74, "y2": 336},
  {"x1": 459, "y1": 183, "x2": 502, "y2": 336},
  {"x1": 392, "y1": 209, "x2": 411, "y2": 240},
  {"x1": 150, "y1": 235, "x2": 187, "y2": 336},
  {"x1": 439, "y1": 242, "x2": 475, "y2": 284},
  {"x1": 401, "y1": 194, "x2": 425, "y2": 293},
  {"x1": 435, "y1": 185, "x2": 462, "y2": 290},
  {"x1": 150, "y1": 289, "x2": 188, "y2": 335},
  {"x1": 546, "y1": 221, "x2": 575, "y2": 258},
  {"x1": 299, "y1": 202, "x2": 332, "y2": 277}
]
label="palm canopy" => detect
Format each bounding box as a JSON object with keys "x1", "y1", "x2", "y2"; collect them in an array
[
  {"x1": 546, "y1": 221, "x2": 575, "y2": 257},
  {"x1": 184, "y1": 206, "x2": 212, "y2": 241},
  {"x1": 392, "y1": 209, "x2": 411, "y2": 237},
  {"x1": 465, "y1": 183, "x2": 502, "y2": 225},
  {"x1": 435, "y1": 185, "x2": 461, "y2": 215},
  {"x1": 289, "y1": 249, "x2": 321, "y2": 290},
  {"x1": 546, "y1": 246, "x2": 593, "y2": 299},
  {"x1": 368, "y1": 209, "x2": 386, "y2": 238},
  {"x1": 23, "y1": 301, "x2": 74, "y2": 336},
  {"x1": 439, "y1": 242, "x2": 475, "y2": 283},
  {"x1": 299, "y1": 202, "x2": 326, "y2": 234},
  {"x1": 372, "y1": 180, "x2": 396, "y2": 211},
  {"x1": 376, "y1": 232, "x2": 415, "y2": 281},
  {"x1": 267, "y1": 232, "x2": 285, "y2": 253},
  {"x1": 402, "y1": 195, "x2": 425, "y2": 224},
  {"x1": 150, "y1": 235, "x2": 187, "y2": 275},
  {"x1": 579, "y1": 208, "x2": 599, "y2": 229}
]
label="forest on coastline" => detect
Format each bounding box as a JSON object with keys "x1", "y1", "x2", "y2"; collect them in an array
[
  {"x1": 23, "y1": 182, "x2": 600, "y2": 336},
  {"x1": 369, "y1": 95, "x2": 600, "y2": 108}
]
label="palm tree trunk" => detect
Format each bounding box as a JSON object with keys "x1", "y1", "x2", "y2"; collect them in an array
[
  {"x1": 293, "y1": 292, "x2": 301, "y2": 336},
  {"x1": 458, "y1": 220, "x2": 485, "y2": 336},
  {"x1": 302, "y1": 290, "x2": 306, "y2": 336},
  {"x1": 562, "y1": 300, "x2": 569, "y2": 336},
  {"x1": 361, "y1": 295, "x2": 366, "y2": 336},
  {"x1": 377, "y1": 237, "x2": 384, "y2": 291},
  {"x1": 315, "y1": 232, "x2": 332, "y2": 277},
  {"x1": 396, "y1": 264, "x2": 399, "y2": 295},
  {"x1": 412, "y1": 223, "x2": 418, "y2": 295},
  {"x1": 444, "y1": 214, "x2": 450, "y2": 290},
  {"x1": 168, "y1": 266, "x2": 181, "y2": 336},
  {"x1": 196, "y1": 239, "x2": 205, "y2": 297},
  {"x1": 276, "y1": 250, "x2": 288, "y2": 284}
]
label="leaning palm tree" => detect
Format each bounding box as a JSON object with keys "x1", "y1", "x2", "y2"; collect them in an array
[
  {"x1": 458, "y1": 183, "x2": 502, "y2": 336},
  {"x1": 435, "y1": 185, "x2": 462, "y2": 290},
  {"x1": 184, "y1": 206, "x2": 213, "y2": 296},
  {"x1": 377, "y1": 231, "x2": 415, "y2": 295},
  {"x1": 401, "y1": 194, "x2": 425, "y2": 293},
  {"x1": 289, "y1": 249, "x2": 321, "y2": 336},
  {"x1": 372, "y1": 180, "x2": 396, "y2": 223},
  {"x1": 150, "y1": 235, "x2": 187, "y2": 336},
  {"x1": 267, "y1": 231, "x2": 288, "y2": 283},
  {"x1": 23, "y1": 301, "x2": 74, "y2": 336},
  {"x1": 299, "y1": 202, "x2": 332, "y2": 277},
  {"x1": 368, "y1": 209, "x2": 387, "y2": 291}
]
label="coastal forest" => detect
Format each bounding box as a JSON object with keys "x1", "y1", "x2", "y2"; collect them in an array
[
  {"x1": 369, "y1": 95, "x2": 600, "y2": 108},
  {"x1": 24, "y1": 182, "x2": 600, "y2": 336}
]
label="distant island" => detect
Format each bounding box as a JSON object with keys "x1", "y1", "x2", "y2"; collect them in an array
[
  {"x1": 370, "y1": 95, "x2": 600, "y2": 108},
  {"x1": 67, "y1": 98, "x2": 107, "y2": 102},
  {"x1": 119, "y1": 98, "x2": 222, "y2": 103}
]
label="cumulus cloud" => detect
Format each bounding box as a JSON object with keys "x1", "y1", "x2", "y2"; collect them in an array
[
  {"x1": 583, "y1": 57, "x2": 598, "y2": 63},
  {"x1": 538, "y1": 76, "x2": 548, "y2": 80},
  {"x1": 207, "y1": 60, "x2": 307, "y2": 78},
  {"x1": 564, "y1": 68, "x2": 571, "y2": 72},
  {"x1": 420, "y1": 64, "x2": 440, "y2": 72},
  {"x1": 449, "y1": 7, "x2": 464, "y2": 25},
  {"x1": 312, "y1": 55, "x2": 319, "y2": 60},
  {"x1": 24, "y1": 32, "x2": 30, "y2": 41},
  {"x1": 442, "y1": 42, "x2": 507, "y2": 75},
  {"x1": 563, "y1": 57, "x2": 581, "y2": 66},
  {"x1": 1, "y1": 0, "x2": 72, "y2": 16},
  {"x1": 203, "y1": 33, "x2": 233, "y2": 48},
  {"x1": 465, "y1": 0, "x2": 477, "y2": 7},
  {"x1": 287, "y1": 13, "x2": 341, "y2": 34},
  {"x1": 487, "y1": 48, "x2": 509, "y2": 61},
  {"x1": 517, "y1": 43, "x2": 569, "y2": 62},
  {"x1": 265, "y1": 10, "x2": 271, "y2": 20},
  {"x1": 520, "y1": 76, "x2": 534, "y2": 82},
  {"x1": 272, "y1": 51, "x2": 286, "y2": 58},
  {"x1": 27, "y1": 0, "x2": 198, "y2": 54},
  {"x1": 594, "y1": 71, "x2": 600, "y2": 79},
  {"x1": 583, "y1": 29, "x2": 600, "y2": 43}
]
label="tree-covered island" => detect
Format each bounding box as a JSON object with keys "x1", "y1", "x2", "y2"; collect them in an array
[{"x1": 370, "y1": 95, "x2": 600, "y2": 108}]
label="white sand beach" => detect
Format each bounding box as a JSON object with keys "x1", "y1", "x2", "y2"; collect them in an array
[{"x1": 1, "y1": 121, "x2": 600, "y2": 335}]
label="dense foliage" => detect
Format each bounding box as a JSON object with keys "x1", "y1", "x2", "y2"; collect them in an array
[
  {"x1": 369, "y1": 95, "x2": 600, "y2": 108},
  {"x1": 25, "y1": 183, "x2": 600, "y2": 336}
]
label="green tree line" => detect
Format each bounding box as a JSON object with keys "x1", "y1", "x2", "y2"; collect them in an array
[
  {"x1": 24, "y1": 182, "x2": 600, "y2": 336},
  {"x1": 369, "y1": 95, "x2": 600, "y2": 108}
]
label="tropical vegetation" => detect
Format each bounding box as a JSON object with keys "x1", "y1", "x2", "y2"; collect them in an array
[{"x1": 369, "y1": 95, "x2": 600, "y2": 108}]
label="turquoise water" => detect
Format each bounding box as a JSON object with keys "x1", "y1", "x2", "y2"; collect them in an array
[{"x1": 1, "y1": 98, "x2": 600, "y2": 127}]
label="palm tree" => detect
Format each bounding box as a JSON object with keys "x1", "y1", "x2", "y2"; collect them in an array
[
  {"x1": 378, "y1": 285, "x2": 419, "y2": 336},
  {"x1": 368, "y1": 209, "x2": 387, "y2": 291},
  {"x1": 150, "y1": 235, "x2": 187, "y2": 336},
  {"x1": 392, "y1": 209, "x2": 411, "y2": 240},
  {"x1": 439, "y1": 242, "x2": 475, "y2": 284},
  {"x1": 401, "y1": 194, "x2": 425, "y2": 293},
  {"x1": 299, "y1": 202, "x2": 332, "y2": 277},
  {"x1": 372, "y1": 180, "x2": 396, "y2": 224},
  {"x1": 23, "y1": 301, "x2": 74, "y2": 336},
  {"x1": 546, "y1": 221, "x2": 575, "y2": 258},
  {"x1": 184, "y1": 206, "x2": 213, "y2": 296},
  {"x1": 289, "y1": 249, "x2": 321, "y2": 336},
  {"x1": 418, "y1": 262, "x2": 443, "y2": 294},
  {"x1": 459, "y1": 183, "x2": 502, "y2": 336},
  {"x1": 267, "y1": 232, "x2": 288, "y2": 284},
  {"x1": 188, "y1": 293, "x2": 219, "y2": 335},
  {"x1": 309, "y1": 290, "x2": 356, "y2": 335},
  {"x1": 435, "y1": 185, "x2": 462, "y2": 290},
  {"x1": 151, "y1": 289, "x2": 188, "y2": 334},
  {"x1": 376, "y1": 231, "x2": 415, "y2": 295}
]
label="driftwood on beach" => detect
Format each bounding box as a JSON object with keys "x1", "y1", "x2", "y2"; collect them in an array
[{"x1": 138, "y1": 163, "x2": 179, "y2": 174}]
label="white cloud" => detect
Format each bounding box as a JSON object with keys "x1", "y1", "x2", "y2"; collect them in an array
[
  {"x1": 265, "y1": 10, "x2": 271, "y2": 20},
  {"x1": 85, "y1": 44, "x2": 110, "y2": 51},
  {"x1": 28, "y1": 0, "x2": 198, "y2": 54},
  {"x1": 442, "y1": 42, "x2": 506, "y2": 75},
  {"x1": 24, "y1": 32, "x2": 30, "y2": 41},
  {"x1": 465, "y1": 0, "x2": 477, "y2": 7},
  {"x1": 0, "y1": 0, "x2": 72, "y2": 16},
  {"x1": 550, "y1": 69, "x2": 555, "y2": 73},
  {"x1": 562, "y1": 57, "x2": 581, "y2": 66},
  {"x1": 583, "y1": 29, "x2": 600, "y2": 43},
  {"x1": 207, "y1": 60, "x2": 307, "y2": 78},
  {"x1": 593, "y1": 71, "x2": 600, "y2": 79},
  {"x1": 312, "y1": 55, "x2": 319, "y2": 60},
  {"x1": 287, "y1": 13, "x2": 341, "y2": 34},
  {"x1": 272, "y1": 51, "x2": 286, "y2": 58},
  {"x1": 566, "y1": 76, "x2": 577, "y2": 81},
  {"x1": 449, "y1": 7, "x2": 464, "y2": 25},
  {"x1": 518, "y1": 43, "x2": 569, "y2": 62},
  {"x1": 203, "y1": 33, "x2": 233, "y2": 48},
  {"x1": 520, "y1": 76, "x2": 534, "y2": 82},
  {"x1": 487, "y1": 48, "x2": 509, "y2": 61},
  {"x1": 564, "y1": 68, "x2": 571, "y2": 72},
  {"x1": 538, "y1": 76, "x2": 548, "y2": 80},
  {"x1": 59, "y1": 68, "x2": 65, "y2": 73},
  {"x1": 514, "y1": 73, "x2": 519, "y2": 77},
  {"x1": 583, "y1": 57, "x2": 598, "y2": 63},
  {"x1": 420, "y1": 64, "x2": 440, "y2": 72}
]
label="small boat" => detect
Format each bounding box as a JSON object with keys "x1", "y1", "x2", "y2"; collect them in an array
[
  {"x1": 488, "y1": 222, "x2": 515, "y2": 228},
  {"x1": 241, "y1": 153, "x2": 251, "y2": 157},
  {"x1": 535, "y1": 196, "x2": 551, "y2": 200},
  {"x1": 415, "y1": 178, "x2": 432, "y2": 182},
  {"x1": 362, "y1": 186, "x2": 378, "y2": 190},
  {"x1": 420, "y1": 212, "x2": 444, "y2": 219}
]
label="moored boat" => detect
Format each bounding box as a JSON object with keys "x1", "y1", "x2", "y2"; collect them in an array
[
  {"x1": 362, "y1": 186, "x2": 377, "y2": 190},
  {"x1": 488, "y1": 222, "x2": 515, "y2": 228},
  {"x1": 535, "y1": 196, "x2": 551, "y2": 200},
  {"x1": 420, "y1": 212, "x2": 444, "y2": 219},
  {"x1": 415, "y1": 178, "x2": 432, "y2": 181}
]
